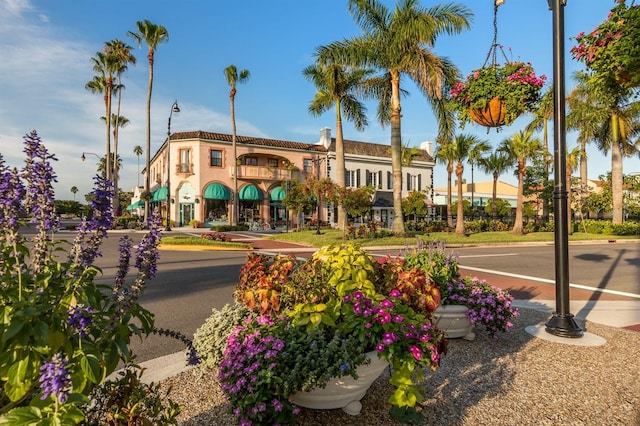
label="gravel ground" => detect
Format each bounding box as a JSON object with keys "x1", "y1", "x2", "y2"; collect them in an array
[{"x1": 159, "y1": 308, "x2": 640, "y2": 425}]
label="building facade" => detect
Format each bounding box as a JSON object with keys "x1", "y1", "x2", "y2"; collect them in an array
[{"x1": 135, "y1": 128, "x2": 435, "y2": 228}]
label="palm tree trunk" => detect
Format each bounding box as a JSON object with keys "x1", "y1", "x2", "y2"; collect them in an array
[
  {"x1": 611, "y1": 114, "x2": 624, "y2": 224},
  {"x1": 144, "y1": 50, "x2": 154, "y2": 222},
  {"x1": 542, "y1": 119, "x2": 550, "y2": 222},
  {"x1": 567, "y1": 167, "x2": 573, "y2": 235},
  {"x1": 113, "y1": 77, "x2": 123, "y2": 216},
  {"x1": 455, "y1": 163, "x2": 465, "y2": 235},
  {"x1": 446, "y1": 164, "x2": 453, "y2": 228},
  {"x1": 335, "y1": 107, "x2": 347, "y2": 231},
  {"x1": 231, "y1": 89, "x2": 238, "y2": 226},
  {"x1": 492, "y1": 172, "x2": 498, "y2": 220},
  {"x1": 513, "y1": 160, "x2": 525, "y2": 234},
  {"x1": 390, "y1": 71, "x2": 404, "y2": 234}
]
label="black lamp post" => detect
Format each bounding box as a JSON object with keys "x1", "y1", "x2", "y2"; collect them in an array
[
  {"x1": 544, "y1": 0, "x2": 582, "y2": 337},
  {"x1": 166, "y1": 100, "x2": 180, "y2": 232}
]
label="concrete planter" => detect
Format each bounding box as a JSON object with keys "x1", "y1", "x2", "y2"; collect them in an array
[{"x1": 434, "y1": 304, "x2": 475, "y2": 341}]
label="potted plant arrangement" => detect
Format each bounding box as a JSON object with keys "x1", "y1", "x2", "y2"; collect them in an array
[
  {"x1": 571, "y1": 0, "x2": 640, "y2": 89},
  {"x1": 403, "y1": 240, "x2": 520, "y2": 339},
  {"x1": 449, "y1": 61, "x2": 546, "y2": 129},
  {"x1": 194, "y1": 244, "x2": 446, "y2": 425}
]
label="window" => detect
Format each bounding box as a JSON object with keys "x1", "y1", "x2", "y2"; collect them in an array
[
  {"x1": 303, "y1": 158, "x2": 313, "y2": 174},
  {"x1": 405, "y1": 174, "x2": 422, "y2": 191},
  {"x1": 346, "y1": 169, "x2": 360, "y2": 188},
  {"x1": 268, "y1": 158, "x2": 279, "y2": 168},
  {"x1": 366, "y1": 170, "x2": 382, "y2": 188},
  {"x1": 387, "y1": 171, "x2": 393, "y2": 190},
  {"x1": 244, "y1": 156, "x2": 258, "y2": 166},
  {"x1": 210, "y1": 150, "x2": 222, "y2": 167},
  {"x1": 179, "y1": 149, "x2": 191, "y2": 173}
]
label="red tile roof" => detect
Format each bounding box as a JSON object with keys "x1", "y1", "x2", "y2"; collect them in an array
[{"x1": 172, "y1": 131, "x2": 327, "y2": 153}]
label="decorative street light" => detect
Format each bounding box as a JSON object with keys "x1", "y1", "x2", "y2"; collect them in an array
[
  {"x1": 81, "y1": 152, "x2": 103, "y2": 176},
  {"x1": 166, "y1": 100, "x2": 180, "y2": 232}
]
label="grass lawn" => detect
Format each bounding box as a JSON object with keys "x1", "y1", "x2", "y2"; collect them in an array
[
  {"x1": 160, "y1": 235, "x2": 251, "y2": 249},
  {"x1": 263, "y1": 228, "x2": 637, "y2": 248}
]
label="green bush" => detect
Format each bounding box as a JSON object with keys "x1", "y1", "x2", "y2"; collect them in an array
[
  {"x1": 609, "y1": 221, "x2": 640, "y2": 235},
  {"x1": 581, "y1": 219, "x2": 607, "y2": 234},
  {"x1": 211, "y1": 224, "x2": 249, "y2": 232}
]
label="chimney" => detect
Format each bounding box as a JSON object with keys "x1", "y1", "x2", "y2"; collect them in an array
[
  {"x1": 420, "y1": 141, "x2": 433, "y2": 156},
  {"x1": 319, "y1": 127, "x2": 332, "y2": 149}
]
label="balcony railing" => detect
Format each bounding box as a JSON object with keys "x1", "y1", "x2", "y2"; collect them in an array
[
  {"x1": 176, "y1": 163, "x2": 193, "y2": 174},
  {"x1": 230, "y1": 165, "x2": 294, "y2": 180}
]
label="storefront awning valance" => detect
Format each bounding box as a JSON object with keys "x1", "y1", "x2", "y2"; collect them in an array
[
  {"x1": 204, "y1": 183, "x2": 230, "y2": 200},
  {"x1": 151, "y1": 186, "x2": 168, "y2": 203},
  {"x1": 270, "y1": 187, "x2": 286, "y2": 202},
  {"x1": 126, "y1": 200, "x2": 144, "y2": 210},
  {"x1": 239, "y1": 184, "x2": 262, "y2": 201}
]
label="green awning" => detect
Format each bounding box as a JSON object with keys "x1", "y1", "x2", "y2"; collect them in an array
[
  {"x1": 239, "y1": 184, "x2": 262, "y2": 201},
  {"x1": 204, "y1": 183, "x2": 230, "y2": 200},
  {"x1": 151, "y1": 186, "x2": 168, "y2": 203},
  {"x1": 270, "y1": 187, "x2": 286, "y2": 202},
  {"x1": 126, "y1": 200, "x2": 144, "y2": 210}
]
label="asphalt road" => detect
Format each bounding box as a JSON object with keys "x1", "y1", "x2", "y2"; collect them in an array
[{"x1": 56, "y1": 229, "x2": 640, "y2": 363}]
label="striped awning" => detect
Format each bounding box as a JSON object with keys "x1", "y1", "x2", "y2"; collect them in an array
[
  {"x1": 203, "y1": 183, "x2": 230, "y2": 200},
  {"x1": 270, "y1": 187, "x2": 286, "y2": 202},
  {"x1": 239, "y1": 184, "x2": 262, "y2": 201}
]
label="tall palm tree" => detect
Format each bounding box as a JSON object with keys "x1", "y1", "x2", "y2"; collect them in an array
[
  {"x1": 499, "y1": 130, "x2": 542, "y2": 235},
  {"x1": 70, "y1": 186, "x2": 78, "y2": 201},
  {"x1": 224, "y1": 65, "x2": 250, "y2": 226},
  {"x1": 316, "y1": 0, "x2": 472, "y2": 234},
  {"x1": 104, "y1": 39, "x2": 136, "y2": 216},
  {"x1": 467, "y1": 140, "x2": 491, "y2": 215},
  {"x1": 568, "y1": 72, "x2": 640, "y2": 224},
  {"x1": 566, "y1": 145, "x2": 582, "y2": 234},
  {"x1": 128, "y1": 20, "x2": 169, "y2": 221},
  {"x1": 133, "y1": 145, "x2": 143, "y2": 187},
  {"x1": 434, "y1": 140, "x2": 457, "y2": 228},
  {"x1": 303, "y1": 61, "x2": 373, "y2": 230},
  {"x1": 449, "y1": 134, "x2": 490, "y2": 235},
  {"x1": 526, "y1": 88, "x2": 554, "y2": 221},
  {"x1": 478, "y1": 150, "x2": 512, "y2": 220},
  {"x1": 86, "y1": 50, "x2": 118, "y2": 181}
]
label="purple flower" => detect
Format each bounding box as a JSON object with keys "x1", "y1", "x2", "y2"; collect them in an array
[
  {"x1": 67, "y1": 304, "x2": 93, "y2": 337},
  {"x1": 408, "y1": 345, "x2": 423, "y2": 361},
  {"x1": 389, "y1": 289, "x2": 402, "y2": 298},
  {"x1": 380, "y1": 299, "x2": 395, "y2": 308},
  {"x1": 39, "y1": 353, "x2": 72, "y2": 403}
]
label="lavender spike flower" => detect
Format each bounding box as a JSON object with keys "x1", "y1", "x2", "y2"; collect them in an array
[
  {"x1": 39, "y1": 353, "x2": 72, "y2": 403},
  {"x1": 113, "y1": 235, "x2": 133, "y2": 292},
  {"x1": 21, "y1": 130, "x2": 60, "y2": 274},
  {"x1": 67, "y1": 305, "x2": 93, "y2": 337}
]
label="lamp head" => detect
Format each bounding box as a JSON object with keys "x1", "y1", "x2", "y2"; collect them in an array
[
  {"x1": 172, "y1": 101, "x2": 180, "y2": 113},
  {"x1": 81, "y1": 153, "x2": 86, "y2": 162}
]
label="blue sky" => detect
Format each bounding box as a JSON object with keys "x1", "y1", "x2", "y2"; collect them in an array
[{"x1": 0, "y1": 0, "x2": 634, "y2": 201}]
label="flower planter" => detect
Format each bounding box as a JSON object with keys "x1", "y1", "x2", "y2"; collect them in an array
[
  {"x1": 289, "y1": 350, "x2": 388, "y2": 416},
  {"x1": 469, "y1": 97, "x2": 507, "y2": 128},
  {"x1": 434, "y1": 304, "x2": 475, "y2": 341}
]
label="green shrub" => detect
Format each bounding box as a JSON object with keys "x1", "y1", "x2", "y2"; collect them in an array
[
  {"x1": 211, "y1": 224, "x2": 249, "y2": 232},
  {"x1": 581, "y1": 219, "x2": 607, "y2": 234},
  {"x1": 609, "y1": 221, "x2": 640, "y2": 235}
]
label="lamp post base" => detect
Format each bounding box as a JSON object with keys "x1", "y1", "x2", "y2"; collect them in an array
[{"x1": 545, "y1": 313, "x2": 583, "y2": 338}]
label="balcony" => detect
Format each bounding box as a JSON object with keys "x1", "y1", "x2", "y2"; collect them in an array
[
  {"x1": 176, "y1": 163, "x2": 193, "y2": 175},
  {"x1": 230, "y1": 165, "x2": 295, "y2": 181}
]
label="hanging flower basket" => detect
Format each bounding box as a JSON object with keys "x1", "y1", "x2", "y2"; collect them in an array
[
  {"x1": 449, "y1": 62, "x2": 546, "y2": 129},
  {"x1": 571, "y1": 0, "x2": 640, "y2": 89},
  {"x1": 469, "y1": 96, "x2": 507, "y2": 127}
]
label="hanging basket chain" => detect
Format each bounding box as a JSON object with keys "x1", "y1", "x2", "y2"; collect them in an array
[{"x1": 482, "y1": 0, "x2": 510, "y2": 69}]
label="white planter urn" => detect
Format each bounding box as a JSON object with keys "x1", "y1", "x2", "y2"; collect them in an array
[
  {"x1": 434, "y1": 304, "x2": 475, "y2": 341},
  {"x1": 289, "y1": 350, "x2": 388, "y2": 416}
]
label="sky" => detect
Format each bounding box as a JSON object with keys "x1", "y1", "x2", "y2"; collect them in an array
[{"x1": 1, "y1": 0, "x2": 636, "y2": 201}]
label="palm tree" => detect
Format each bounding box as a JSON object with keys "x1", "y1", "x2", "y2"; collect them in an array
[
  {"x1": 568, "y1": 72, "x2": 640, "y2": 224},
  {"x1": 467, "y1": 140, "x2": 491, "y2": 215},
  {"x1": 499, "y1": 130, "x2": 542, "y2": 235},
  {"x1": 566, "y1": 146, "x2": 582, "y2": 234},
  {"x1": 133, "y1": 145, "x2": 143, "y2": 187},
  {"x1": 303, "y1": 61, "x2": 373, "y2": 230},
  {"x1": 70, "y1": 186, "x2": 78, "y2": 201},
  {"x1": 224, "y1": 65, "x2": 250, "y2": 226},
  {"x1": 316, "y1": 0, "x2": 472, "y2": 234},
  {"x1": 434, "y1": 140, "x2": 457, "y2": 228},
  {"x1": 478, "y1": 150, "x2": 512, "y2": 220},
  {"x1": 104, "y1": 39, "x2": 136, "y2": 216},
  {"x1": 449, "y1": 134, "x2": 490, "y2": 235},
  {"x1": 128, "y1": 20, "x2": 169, "y2": 221},
  {"x1": 526, "y1": 88, "x2": 554, "y2": 221}
]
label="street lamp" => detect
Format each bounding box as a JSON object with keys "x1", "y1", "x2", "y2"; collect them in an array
[
  {"x1": 165, "y1": 100, "x2": 180, "y2": 231},
  {"x1": 81, "y1": 152, "x2": 102, "y2": 176}
]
